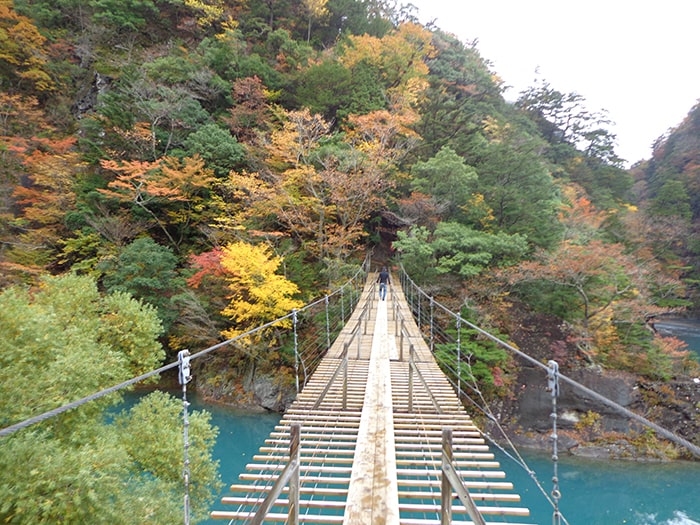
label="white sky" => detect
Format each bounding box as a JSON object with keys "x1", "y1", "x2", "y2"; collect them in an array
[{"x1": 406, "y1": 0, "x2": 700, "y2": 167}]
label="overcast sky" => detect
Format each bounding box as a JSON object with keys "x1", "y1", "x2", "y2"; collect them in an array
[{"x1": 406, "y1": 0, "x2": 700, "y2": 167}]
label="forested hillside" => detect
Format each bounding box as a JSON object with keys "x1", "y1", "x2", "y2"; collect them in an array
[{"x1": 2, "y1": 0, "x2": 700, "y2": 520}]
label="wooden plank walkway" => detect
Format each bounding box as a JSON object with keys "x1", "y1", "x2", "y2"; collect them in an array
[{"x1": 211, "y1": 276, "x2": 535, "y2": 524}]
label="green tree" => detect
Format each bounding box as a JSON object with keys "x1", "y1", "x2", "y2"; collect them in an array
[
  {"x1": 0, "y1": 273, "x2": 164, "y2": 428},
  {"x1": 98, "y1": 236, "x2": 183, "y2": 331},
  {"x1": 89, "y1": 0, "x2": 157, "y2": 32},
  {"x1": 0, "y1": 275, "x2": 221, "y2": 524},
  {"x1": 114, "y1": 391, "x2": 221, "y2": 522},
  {"x1": 182, "y1": 123, "x2": 245, "y2": 177},
  {"x1": 394, "y1": 222, "x2": 528, "y2": 283},
  {"x1": 651, "y1": 179, "x2": 692, "y2": 220},
  {"x1": 413, "y1": 30, "x2": 502, "y2": 161},
  {"x1": 474, "y1": 119, "x2": 562, "y2": 248},
  {"x1": 290, "y1": 60, "x2": 352, "y2": 121},
  {"x1": 410, "y1": 146, "x2": 477, "y2": 220}
]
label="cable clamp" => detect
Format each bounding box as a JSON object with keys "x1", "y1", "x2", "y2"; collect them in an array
[{"x1": 178, "y1": 350, "x2": 192, "y2": 385}]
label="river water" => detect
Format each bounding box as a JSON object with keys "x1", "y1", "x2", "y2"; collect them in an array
[
  {"x1": 197, "y1": 406, "x2": 700, "y2": 524},
  {"x1": 186, "y1": 320, "x2": 700, "y2": 525}
]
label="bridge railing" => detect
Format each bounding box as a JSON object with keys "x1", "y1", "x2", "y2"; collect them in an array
[
  {"x1": 397, "y1": 263, "x2": 700, "y2": 459},
  {"x1": 441, "y1": 427, "x2": 487, "y2": 525},
  {"x1": 247, "y1": 424, "x2": 301, "y2": 525},
  {"x1": 0, "y1": 258, "x2": 372, "y2": 525},
  {"x1": 292, "y1": 261, "x2": 369, "y2": 392}
]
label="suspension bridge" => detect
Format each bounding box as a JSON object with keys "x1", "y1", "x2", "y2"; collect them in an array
[
  {"x1": 209, "y1": 271, "x2": 536, "y2": 524},
  {"x1": 4, "y1": 262, "x2": 700, "y2": 524}
]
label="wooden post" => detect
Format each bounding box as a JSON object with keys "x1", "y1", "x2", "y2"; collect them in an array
[
  {"x1": 441, "y1": 427, "x2": 453, "y2": 525},
  {"x1": 289, "y1": 424, "x2": 300, "y2": 525},
  {"x1": 249, "y1": 425, "x2": 301, "y2": 525},
  {"x1": 408, "y1": 344, "x2": 414, "y2": 413},
  {"x1": 343, "y1": 353, "x2": 348, "y2": 410},
  {"x1": 441, "y1": 427, "x2": 487, "y2": 525}
]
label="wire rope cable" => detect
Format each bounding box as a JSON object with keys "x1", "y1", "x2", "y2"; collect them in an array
[
  {"x1": 0, "y1": 258, "x2": 370, "y2": 439},
  {"x1": 398, "y1": 264, "x2": 700, "y2": 460}
]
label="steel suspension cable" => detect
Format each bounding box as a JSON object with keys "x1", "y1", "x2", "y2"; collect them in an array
[
  {"x1": 0, "y1": 259, "x2": 370, "y2": 439},
  {"x1": 399, "y1": 265, "x2": 700, "y2": 460}
]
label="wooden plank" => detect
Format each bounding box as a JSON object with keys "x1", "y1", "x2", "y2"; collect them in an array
[
  {"x1": 228, "y1": 484, "x2": 349, "y2": 497},
  {"x1": 253, "y1": 455, "x2": 355, "y2": 464},
  {"x1": 343, "y1": 298, "x2": 400, "y2": 525},
  {"x1": 397, "y1": 491, "x2": 520, "y2": 502},
  {"x1": 221, "y1": 497, "x2": 346, "y2": 509},
  {"x1": 394, "y1": 459, "x2": 500, "y2": 468},
  {"x1": 245, "y1": 464, "x2": 353, "y2": 474},
  {"x1": 239, "y1": 474, "x2": 352, "y2": 484},
  {"x1": 211, "y1": 511, "x2": 345, "y2": 523},
  {"x1": 396, "y1": 479, "x2": 513, "y2": 490},
  {"x1": 394, "y1": 443, "x2": 490, "y2": 452},
  {"x1": 398, "y1": 502, "x2": 530, "y2": 516},
  {"x1": 396, "y1": 468, "x2": 506, "y2": 479},
  {"x1": 400, "y1": 520, "x2": 538, "y2": 525}
]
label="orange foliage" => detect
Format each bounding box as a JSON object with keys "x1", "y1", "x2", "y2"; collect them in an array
[
  {"x1": 100, "y1": 155, "x2": 215, "y2": 207},
  {"x1": 0, "y1": 1, "x2": 54, "y2": 91},
  {"x1": 187, "y1": 247, "x2": 226, "y2": 288},
  {"x1": 559, "y1": 183, "x2": 608, "y2": 240},
  {"x1": 223, "y1": 76, "x2": 271, "y2": 146},
  {"x1": 397, "y1": 192, "x2": 442, "y2": 228},
  {"x1": 99, "y1": 155, "x2": 216, "y2": 248},
  {"x1": 10, "y1": 137, "x2": 81, "y2": 257}
]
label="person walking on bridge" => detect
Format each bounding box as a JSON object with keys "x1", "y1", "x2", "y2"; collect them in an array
[{"x1": 377, "y1": 266, "x2": 390, "y2": 301}]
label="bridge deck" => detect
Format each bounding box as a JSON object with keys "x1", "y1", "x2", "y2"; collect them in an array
[{"x1": 211, "y1": 276, "x2": 534, "y2": 524}]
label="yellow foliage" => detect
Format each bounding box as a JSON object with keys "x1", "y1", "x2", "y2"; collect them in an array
[
  {"x1": 462, "y1": 193, "x2": 495, "y2": 230},
  {"x1": 482, "y1": 116, "x2": 511, "y2": 143},
  {"x1": 183, "y1": 0, "x2": 225, "y2": 27},
  {"x1": 0, "y1": 1, "x2": 54, "y2": 91},
  {"x1": 303, "y1": 0, "x2": 328, "y2": 19},
  {"x1": 220, "y1": 241, "x2": 303, "y2": 339},
  {"x1": 341, "y1": 23, "x2": 434, "y2": 108}
]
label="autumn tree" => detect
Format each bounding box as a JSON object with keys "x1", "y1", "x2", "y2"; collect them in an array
[
  {"x1": 222, "y1": 108, "x2": 409, "y2": 275},
  {"x1": 10, "y1": 137, "x2": 82, "y2": 265},
  {"x1": 0, "y1": 1, "x2": 54, "y2": 92},
  {"x1": 223, "y1": 75, "x2": 272, "y2": 147},
  {"x1": 219, "y1": 241, "x2": 303, "y2": 338},
  {"x1": 99, "y1": 155, "x2": 216, "y2": 250},
  {"x1": 174, "y1": 246, "x2": 231, "y2": 349},
  {"x1": 499, "y1": 238, "x2": 688, "y2": 372},
  {"x1": 302, "y1": 0, "x2": 327, "y2": 42},
  {"x1": 340, "y1": 22, "x2": 434, "y2": 110},
  {"x1": 184, "y1": 241, "x2": 305, "y2": 384}
]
